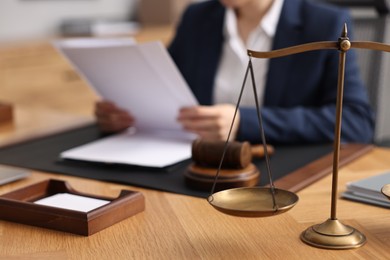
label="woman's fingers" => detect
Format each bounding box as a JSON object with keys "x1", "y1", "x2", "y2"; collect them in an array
[
  {"x1": 95, "y1": 101, "x2": 134, "y2": 132},
  {"x1": 177, "y1": 104, "x2": 239, "y2": 141}
]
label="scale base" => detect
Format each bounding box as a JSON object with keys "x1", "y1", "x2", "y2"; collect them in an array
[{"x1": 300, "y1": 218, "x2": 366, "y2": 249}]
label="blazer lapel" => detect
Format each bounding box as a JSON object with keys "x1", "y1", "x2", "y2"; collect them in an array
[
  {"x1": 264, "y1": 0, "x2": 304, "y2": 106},
  {"x1": 194, "y1": 3, "x2": 225, "y2": 105}
]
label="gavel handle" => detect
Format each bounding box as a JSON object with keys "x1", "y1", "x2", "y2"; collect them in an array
[{"x1": 251, "y1": 145, "x2": 275, "y2": 158}]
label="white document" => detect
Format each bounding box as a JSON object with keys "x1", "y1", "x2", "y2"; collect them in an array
[
  {"x1": 61, "y1": 128, "x2": 194, "y2": 168},
  {"x1": 34, "y1": 193, "x2": 110, "y2": 212},
  {"x1": 54, "y1": 38, "x2": 198, "y2": 167},
  {"x1": 54, "y1": 38, "x2": 198, "y2": 131}
]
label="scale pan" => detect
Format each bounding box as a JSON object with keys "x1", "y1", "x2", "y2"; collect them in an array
[
  {"x1": 381, "y1": 184, "x2": 390, "y2": 200},
  {"x1": 208, "y1": 187, "x2": 298, "y2": 217}
]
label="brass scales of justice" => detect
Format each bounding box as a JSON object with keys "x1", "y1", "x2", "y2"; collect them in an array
[{"x1": 207, "y1": 24, "x2": 390, "y2": 249}]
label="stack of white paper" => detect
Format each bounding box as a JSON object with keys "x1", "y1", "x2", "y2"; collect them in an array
[
  {"x1": 54, "y1": 38, "x2": 198, "y2": 168},
  {"x1": 35, "y1": 193, "x2": 110, "y2": 212},
  {"x1": 341, "y1": 171, "x2": 390, "y2": 208}
]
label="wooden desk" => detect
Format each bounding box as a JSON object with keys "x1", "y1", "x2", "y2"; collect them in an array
[
  {"x1": 0, "y1": 148, "x2": 389, "y2": 259},
  {"x1": 0, "y1": 27, "x2": 389, "y2": 259}
]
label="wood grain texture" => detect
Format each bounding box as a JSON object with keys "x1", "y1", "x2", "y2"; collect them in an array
[{"x1": 1, "y1": 149, "x2": 390, "y2": 260}]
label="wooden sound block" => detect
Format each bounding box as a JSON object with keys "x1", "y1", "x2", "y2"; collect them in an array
[
  {"x1": 192, "y1": 139, "x2": 252, "y2": 169},
  {"x1": 184, "y1": 163, "x2": 260, "y2": 191}
]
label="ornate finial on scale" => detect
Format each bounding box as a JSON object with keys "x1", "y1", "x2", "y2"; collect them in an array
[{"x1": 339, "y1": 23, "x2": 351, "y2": 52}]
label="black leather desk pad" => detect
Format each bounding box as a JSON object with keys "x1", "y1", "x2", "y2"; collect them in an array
[{"x1": 0, "y1": 124, "x2": 339, "y2": 198}]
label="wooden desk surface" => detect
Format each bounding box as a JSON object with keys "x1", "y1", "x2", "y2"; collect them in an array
[
  {"x1": 0, "y1": 27, "x2": 390, "y2": 259},
  {"x1": 0, "y1": 148, "x2": 389, "y2": 259}
]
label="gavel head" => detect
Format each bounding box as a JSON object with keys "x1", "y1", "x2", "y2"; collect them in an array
[{"x1": 191, "y1": 139, "x2": 252, "y2": 169}]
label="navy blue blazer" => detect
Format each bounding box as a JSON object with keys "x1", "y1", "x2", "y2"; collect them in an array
[{"x1": 168, "y1": 0, "x2": 375, "y2": 144}]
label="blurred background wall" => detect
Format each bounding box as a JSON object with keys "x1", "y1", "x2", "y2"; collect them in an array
[
  {"x1": 0, "y1": 0, "x2": 139, "y2": 42},
  {"x1": 0, "y1": 0, "x2": 198, "y2": 43}
]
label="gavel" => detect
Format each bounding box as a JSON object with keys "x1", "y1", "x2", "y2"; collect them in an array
[
  {"x1": 191, "y1": 139, "x2": 274, "y2": 169},
  {"x1": 185, "y1": 139, "x2": 275, "y2": 191}
]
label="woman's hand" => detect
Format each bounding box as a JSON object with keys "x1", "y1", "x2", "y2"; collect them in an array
[
  {"x1": 177, "y1": 104, "x2": 240, "y2": 141},
  {"x1": 95, "y1": 101, "x2": 135, "y2": 133}
]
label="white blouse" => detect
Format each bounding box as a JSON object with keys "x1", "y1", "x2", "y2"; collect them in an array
[{"x1": 213, "y1": 0, "x2": 284, "y2": 107}]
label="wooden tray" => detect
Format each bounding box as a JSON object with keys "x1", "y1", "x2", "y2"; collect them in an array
[{"x1": 0, "y1": 179, "x2": 145, "y2": 236}]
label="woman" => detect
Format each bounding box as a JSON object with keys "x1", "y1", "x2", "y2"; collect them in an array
[{"x1": 95, "y1": 0, "x2": 374, "y2": 144}]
